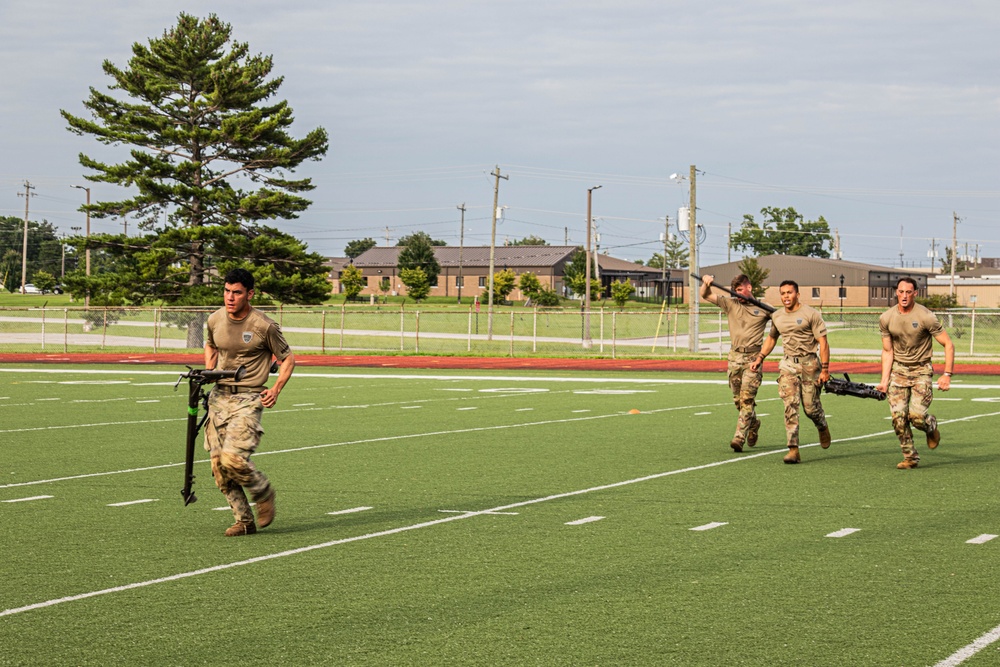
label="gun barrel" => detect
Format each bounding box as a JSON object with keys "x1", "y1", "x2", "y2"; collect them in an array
[{"x1": 691, "y1": 273, "x2": 776, "y2": 314}]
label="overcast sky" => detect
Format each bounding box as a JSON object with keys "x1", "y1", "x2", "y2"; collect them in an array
[{"x1": 1, "y1": 0, "x2": 997, "y2": 270}]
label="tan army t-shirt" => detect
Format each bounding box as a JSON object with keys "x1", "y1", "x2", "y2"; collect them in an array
[
  {"x1": 205, "y1": 307, "x2": 292, "y2": 389},
  {"x1": 717, "y1": 294, "x2": 771, "y2": 350},
  {"x1": 768, "y1": 304, "x2": 827, "y2": 357},
  {"x1": 878, "y1": 303, "x2": 944, "y2": 366}
]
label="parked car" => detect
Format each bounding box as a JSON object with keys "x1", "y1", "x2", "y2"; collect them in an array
[{"x1": 22, "y1": 284, "x2": 41, "y2": 294}]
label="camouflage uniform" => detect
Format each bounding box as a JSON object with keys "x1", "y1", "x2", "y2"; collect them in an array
[
  {"x1": 716, "y1": 294, "x2": 770, "y2": 448},
  {"x1": 776, "y1": 354, "x2": 828, "y2": 448},
  {"x1": 879, "y1": 303, "x2": 945, "y2": 464},
  {"x1": 204, "y1": 391, "x2": 271, "y2": 524},
  {"x1": 205, "y1": 306, "x2": 292, "y2": 526},
  {"x1": 768, "y1": 305, "x2": 829, "y2": 451}
]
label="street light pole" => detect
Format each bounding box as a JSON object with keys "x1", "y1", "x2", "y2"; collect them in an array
[
  {"x1": 71, "y1": 185, "x2": 91, "y2": 308},
  {"x1": 457, "y1": 203, "x2": 465, "y2": 304},
  {"x1": 584, "y1": 185, "x2": 601, "y2": 349},
  {"x1": 839, "y1": 274, "x2": 845, "y2": 320}
]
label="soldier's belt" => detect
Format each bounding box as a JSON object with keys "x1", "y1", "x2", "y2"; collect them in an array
[
  {"x1": 216, "y1": 385, "x2": 261, "y2": 395},
  {"x1": 733, "y1": 346, "x2": 762, "y2": 353},
  {"x1": 783, "y1": 354, "x2": 817, "y2": 364}
]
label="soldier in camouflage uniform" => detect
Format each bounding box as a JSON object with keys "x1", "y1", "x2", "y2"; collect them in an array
[
  {"x1": 204, "y1": 268, "x2": 295, "y2": 536},
  {"x1": 700, "y1": 273, "x2": 771, "y2": 452},
  {"x1": 875, "y1": 277, "x2": 954, "y2": 469},
  {"x1": 752, "y1": 280, "x2": 832, "y2": 464}
]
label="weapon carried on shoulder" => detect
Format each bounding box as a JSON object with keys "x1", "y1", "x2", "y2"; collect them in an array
[
  {"x1": 691, "y1": 273, "x2": 776, "y2": 314},
  {"x1": 823, "y1": 373, "x2": 886, "y2": 401},
  {"x1": 173, "y1": 365, "x2": 247, "y2": 506}
]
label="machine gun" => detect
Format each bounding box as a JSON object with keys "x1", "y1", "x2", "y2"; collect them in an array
[
  {"x1": 174, "y1": 365, "x2": 246, "y2": 506},
  {"x1": 691, "y1": 273, "x2": 776, "y2": 314},
  {"x1": 823, "y1": 373, "x2": 886, "y2": 401}
]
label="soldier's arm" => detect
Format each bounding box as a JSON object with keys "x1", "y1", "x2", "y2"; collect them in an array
[
  {"x1": 934, "y1": 330, "x2": 954, "y2": 391},
  {"x1": 876, "y1": 336, "x2": 893, "y2": 393},
  {"x1": 752, "y1": 332, "x2": 778, "y2": 371},
  {"x1": 700, "y1": 274, "x2": 720, "y2": 305},
  {"x1": 817, "y1": 335, "x2": 831, "y2": 384}
]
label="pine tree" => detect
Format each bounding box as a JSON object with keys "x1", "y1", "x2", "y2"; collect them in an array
[{"x1": 60, "y1": 13, "x2": 329, "y2": 343}]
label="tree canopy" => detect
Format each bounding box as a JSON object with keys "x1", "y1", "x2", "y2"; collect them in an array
[
  {"x1": 344, "y1": 238, "x2": 377, "y2": 259},
  {"x1": 730, "y1": 206, "x2": 832, "y2": 258},
  {"x1": 60, "y1": 13, "x2": 329, "y2": 340},
  {"x1": 397, "y1": 232, "x2": 441, "y2": 286},
  {"x1": 0, "y1": 216, "x2": 68, "y2": 291}
]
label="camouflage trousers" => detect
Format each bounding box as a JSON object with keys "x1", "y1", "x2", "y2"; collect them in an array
[
  {"x1": 887, "y1": 362, "x2": 937, "y2": 462},
  {"x1": 204, "y1": 389, "x2": 273, "y2": 524},
  {"x1": 728, "y1": 350, "x2": 763, "y2": 445},
  {"x1": 776, "y1": 355, "x2": 828, "y2": 448}
]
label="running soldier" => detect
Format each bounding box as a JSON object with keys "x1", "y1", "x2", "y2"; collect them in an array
[
  {"x1": 700, "y1": 273, "x2": 771, "y2": 452},
  {"x1": 204, "y1": 268, "x2": 295, "y2": 536},
  {"x1": 752, "y1": 280, "x2": 832, "y2": 464},
  {"x1": 875, "y1": 277, "x2": 954, "y2": 469}
]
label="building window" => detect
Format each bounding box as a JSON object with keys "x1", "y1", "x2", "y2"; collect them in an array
[
  {"x1": 456, "y1": 276, "x2": 464, "y2": 287},
  {"x1": 479, "y1": 276, "x2": 487, "y2": 288},
  {"x1": 811, "y1": 288, "x2": 821, "y2": 299}
]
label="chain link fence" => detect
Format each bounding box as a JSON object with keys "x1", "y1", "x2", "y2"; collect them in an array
[{"x1": 2, "y1": 306, "x2": 998, "y2": 360}]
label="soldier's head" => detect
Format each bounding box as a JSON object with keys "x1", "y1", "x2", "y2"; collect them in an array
[
  {"x1": 731, "y1": 274, "x2": 753, "y2": 300},
  {"x1": 895, "y1": 277, "x2": 918, "y2": 310},
  {"x1": 223, "y1": 268, "x2": 255, "y2": 319},
  {"x1": 778, "y1": 280, "x2": 800, "y2": 310}
]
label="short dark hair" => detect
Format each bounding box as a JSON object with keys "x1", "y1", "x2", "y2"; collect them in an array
[
  {"x1": 730, "y1": 274, "x2": 751, "y2": 292},
  {"x1": 896, "y1": 277, "x2": 918, "y2": 291},
  {"x1": 224, "y1": 268, "x2": 255, "y2": 292},
  {"x1": 779, "y1": 280, "x2": 799, "y2": 292}
]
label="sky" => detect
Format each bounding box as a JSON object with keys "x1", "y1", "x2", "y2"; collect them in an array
[{"x1": 1, "y1": 0, "x2": 997, "y2": 271}]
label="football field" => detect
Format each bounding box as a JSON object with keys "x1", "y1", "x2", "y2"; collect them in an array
[{"x1": 2, "y1": 364, "x2": 1000, "y2": 666}]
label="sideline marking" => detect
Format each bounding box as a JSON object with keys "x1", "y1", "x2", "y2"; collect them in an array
[
  {"x1": 966, "y1": 534, "x2": 998, "y2": 545},
  {"x1": 107, "y1": 499, "x2": 158, "y2": 507},
  {"x1": 935, "y1": 625, "x2": 1000, "y2": 667},
  {"x1": 826, "y1": 528, "x2": 861, "y2": 538},
  {"x1": 694, "y1": 411, "x2": 712, "y2": 416},
  {"x1": 327, "y1": 506, "x2": 373, "y2": 515},
  {"x1": 566, "y1": 516, "x2": 604, "y2": 525},
  {"x1": 439, "y1": 509, "x2": 519, "y2": 516},
  {"x1": 2, "y1": 495, "x2": 53, "y2": 503},
  {"x1": 690, "y1": 522, "x2": 728, "y2": 531}
]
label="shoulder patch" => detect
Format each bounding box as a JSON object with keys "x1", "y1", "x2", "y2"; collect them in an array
[{"x1": 242, "y1": 331, "x2": 253, "y2": 344}]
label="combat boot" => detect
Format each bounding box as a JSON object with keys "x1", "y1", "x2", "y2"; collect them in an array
[
  {"x1": 927, "y1": 428, "x2": 941, "y2": 449},
  {"x1": 896, "y1": 459, "x2": 919, "y2": 470},
  {"x1": 818, "y1": 426, "x2": 832, "y2": 449},
  {"x1": 747, "y1": 418, "x2": 761, "y2": 447},
  {"x1": 256, "y1": 489, "x2": 276, "y2": 528},
  {"x1": 225, "y1": 521, "x2": 257, "y2": 537},
  {"x1": 783, "y1": 446, "x2": 800, "y2": 464},
  {"x1": 730, "y1": 437, "x2": 744, "y2": 453}
]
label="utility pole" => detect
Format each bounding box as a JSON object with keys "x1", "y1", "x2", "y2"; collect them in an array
[
  {"x1": 71, "y1": 185, "x2": 91, "y2": 308},
  {"x1": 899, "y1": 225, "x2": 904, "y2": 268},
  {"x1": 487, "y1": 165, "x2": 508, "y2": 339},
  {"x1": 457, "y1": 203, "x2": 466, "y2": 304},
  {"x1": 583, "y1": 185, "x2": 601, "y2": 348},
  {"x1": 727, "y1": 222, "x2": 731, "y2": 263},
  {"x1": 662, "y1": 216, "x2": 669, "y2": 300},
  {"x1": 564, "y1": 227, "x2": 568, "y2": 245},
  {"x1": 687, "y1": 165, "x2": 698, "y2": 353},
  {"x1": 950, "y1": 212, "x2": 959, "y2": 297},
  {"x1": 18, "y1": 180, "x2": 35, "y2": 294},
  {"x1": 384, "y1": 226, "x2": 392, "y2": 246},
  {"x1": 834, "y1": 228, "x2": 842, "y2": 260}
]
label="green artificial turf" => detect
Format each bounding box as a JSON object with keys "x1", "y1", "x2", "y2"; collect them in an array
[{"x1": 2, "y1": 365, "x2": 1000, "y2": 665}]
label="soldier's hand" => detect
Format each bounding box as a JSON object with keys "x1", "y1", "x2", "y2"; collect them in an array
[
  {"x1": 260, "y1": 387, "x2": 279, "y2": 408},
  {"x1": 818, "y1": 369, "x2": 831, "y2": 384},
  {"x1": 702, "y1": 274, "x2": 714, "y2": 287},
  {"x1": 876, "y1": 381, "x2": 889, "y2": 393},
  {"x1": 937, "y1": 375, "x2": 951, "y2": 391}
]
